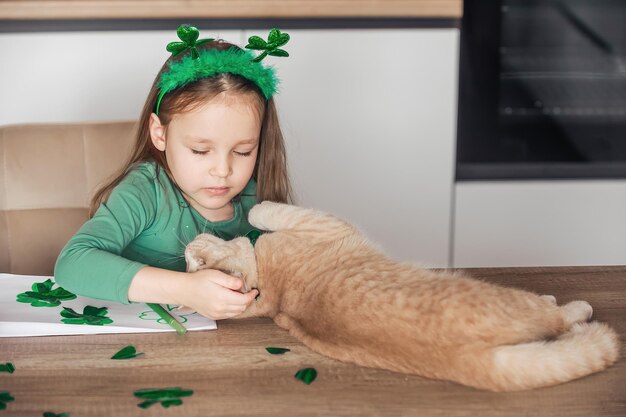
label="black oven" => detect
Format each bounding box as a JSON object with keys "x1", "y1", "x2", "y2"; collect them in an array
[{"x1": 457, "y1": 0, "x2": 626, "y2": 180}]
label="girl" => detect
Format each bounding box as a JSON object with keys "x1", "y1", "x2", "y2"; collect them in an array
[{"x1": 54, "y1": 26, "x2": 292, "y2": 320}]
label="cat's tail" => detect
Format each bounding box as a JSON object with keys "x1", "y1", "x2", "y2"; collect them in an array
[{"x1": 456, "y1": 321, "x2": 620, "y2": 391}]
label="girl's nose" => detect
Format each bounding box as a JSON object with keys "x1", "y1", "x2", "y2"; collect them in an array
[{"x1": 209, "y1": 155, "x2": 232, "y2": 178}]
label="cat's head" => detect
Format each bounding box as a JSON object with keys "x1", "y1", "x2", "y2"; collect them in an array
[
  {"x1": 185, "y1": 233, "x2": 212, "y2": 273},
  {"x1": 185, "y1": 233, "x2": 258, "y2": 292}
]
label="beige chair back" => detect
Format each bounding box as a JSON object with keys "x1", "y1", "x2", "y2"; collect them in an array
[{"x1": 0, "y1": 121, "x2": 136, "y2": 275}]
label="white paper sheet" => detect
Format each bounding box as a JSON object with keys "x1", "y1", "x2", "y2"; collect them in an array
[{"x1": 0, "y1": 273, "x2": 217, "y2": 337}]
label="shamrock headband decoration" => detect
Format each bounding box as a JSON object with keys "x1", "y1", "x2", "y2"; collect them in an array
[{"x1": 155, "y1": 25, "x2": 290, "y2": 115}]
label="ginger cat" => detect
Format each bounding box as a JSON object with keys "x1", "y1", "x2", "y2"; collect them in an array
[{"x1": 185, "y1": 202, "x2": 620, "y2": 391}]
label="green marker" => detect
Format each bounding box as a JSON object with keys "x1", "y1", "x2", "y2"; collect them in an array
[{"x1": 146, "y1": 303, "x2": 187, "y2": 335}]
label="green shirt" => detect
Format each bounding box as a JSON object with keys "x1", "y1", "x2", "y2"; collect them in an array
[{"x1": 54, "y1": 161, "x2": 257, "y2": 304}]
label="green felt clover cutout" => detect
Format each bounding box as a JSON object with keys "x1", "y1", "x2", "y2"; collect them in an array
[
  {"x1": 0, "y1": 391, "x2": 15, "y2": 410},
  {"x1": 16, "y1": 279, "x2": 76, "y2": 307},
  {"x1": 138, "y1": 304, "x2": 193, "y2": 324},
  {"x1": 266, "y1": 347, "x2": 290, "y2": 355},
  {"x1": 43, "y1": 412, "x2": 69, "y2": 417},
  {"x1": 60, "y1": 306, "x2": 113, "y2": 325},
  {"x1": 166, "y1": 24, "x2": 214, "y2": 59},
  {"x1": 134, "y1": 387, "x2": 193, "y2": 409},
  {"x1": 0, "y1": 363, "x2": 15, "y2": 373},
  {"x1": 111, "y1": 345, "x2": 144, "y2": 360},
  {"x1": 246, "y1": 28, "x2": 290, "y2": 62},
  {"x1": 295, "y1": 367, "x2": 317, "y2": 385}
]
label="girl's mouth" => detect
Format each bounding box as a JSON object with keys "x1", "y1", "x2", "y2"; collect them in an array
[{"x1": 204, "y1": 187, "x2": 230, "y2": 196}]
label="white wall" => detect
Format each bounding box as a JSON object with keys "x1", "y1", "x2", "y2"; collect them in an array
[
  {"x1": 0, "y1": 30, "x2": 243, "y2": 125},
  {"x1": 256, "y1": 29, "x2": 459, "y2": 266}
]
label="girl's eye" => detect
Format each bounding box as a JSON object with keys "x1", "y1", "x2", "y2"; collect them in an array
[
  {"x1": 191, "y1": 149, "x2": 208, "y2": 155},
  {"x1": 235, "y1": 150, "x2": 253, "y2": 157}
]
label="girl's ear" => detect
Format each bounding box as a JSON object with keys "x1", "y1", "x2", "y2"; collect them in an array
[{"x1": 149, "y1": 113, "x2": 167, "y2": 151}]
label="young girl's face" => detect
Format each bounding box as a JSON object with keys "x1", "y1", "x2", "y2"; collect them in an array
[{"x1": 150, "y1": 93, "x2": 262, "y2": 222}]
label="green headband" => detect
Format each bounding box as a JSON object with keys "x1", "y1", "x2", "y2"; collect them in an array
[{"x1": 155, "y1": 25, "x2": 290, "y2": 115}]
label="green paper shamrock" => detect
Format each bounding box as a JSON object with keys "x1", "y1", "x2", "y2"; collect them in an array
[
  {"x1": 295, "y1": 367, "x2": 317, "y2": 385},
  {"x1": 266, "y1": 347, "x2": 290, "y2": 355},
  {"x1": 0, "y1": 391, "x2": 15, "y2": 410},
  {"x1": 166, "y1": 24, "x2": 214, "y2": 59},
  {"x1": 0, "y1": 363, "x2": 15, "y2": 373},
  {"x1": 246, "y1": 28, "x2": 290, "y2": 62},
  {"x1": 16, "y1": 279, "x2": 76, "y2": 307},
  {"x1": 111, "y1": 345, "x2": 144, "y2": 360},
  {"x1": 60, "y1": 306, "x2": 113, "y2": 325},
  {"x1": 134, "y1": 387, "x2": 193, "y2": 409},
  {"x1": 43, "y1": 412, "x2": 69, "y2": 417}
]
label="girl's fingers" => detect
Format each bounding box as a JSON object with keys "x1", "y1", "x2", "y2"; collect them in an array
[
  {"x1": 244, "y1": 289, "x2": 259, "y2": 302},
  {"x1": 220, "y1": 288, "x2": 258, "y2": 305},
  {"x1": 210, "y1": 272, "x2": 243, "y2": 291}
]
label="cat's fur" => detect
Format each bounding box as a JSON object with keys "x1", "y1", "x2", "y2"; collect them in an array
[{"x1": 185, "y1": 202, "x2": 620, "y2": 391}]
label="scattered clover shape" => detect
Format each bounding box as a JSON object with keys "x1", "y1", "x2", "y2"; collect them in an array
[
  {"x1": 134, "y1": 387, "x2": 193, "y2": 409},
  {"x1": 16, "y1": 279, "x2": 76, "y2": 307},
  {"x1": 60, "y1": 306, "x2": 113, "y2": 325},
  {"x1": 0, "y1": 363, "x2": 15, "y2": 373},
  {"x1": 295, "y1": 367, "x2": 318, "y2": 385},
  {"x1": 245, "y1": 28, "x2": 290, "y2": 62},
  {"x1": 138, "y1": 304, "x2": 194, "y2": 325},
  {"x1": 166, "y1": 24, "x2": 214, "y2": 59},
  {"x1": 0, "y1": 391, "x2": 15, "y2": 410},
  {"x1": 266, "y1": 347, "x2": 290, "y2": 355},
  {"x1": 111, "y1": 345, "x2": 144, "y2": 360}
]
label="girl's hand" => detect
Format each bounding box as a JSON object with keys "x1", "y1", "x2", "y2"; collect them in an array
[{"x1": 179, "y1": 268, "x2": 258, "y2": 320}]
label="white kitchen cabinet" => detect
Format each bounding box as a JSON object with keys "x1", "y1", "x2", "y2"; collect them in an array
[
  {"x1": 246, "y1": 29, "x2": 459, "y2": 266},
  {"x1": 453, "y1": 181, "x2": 626, "y2": 267}
]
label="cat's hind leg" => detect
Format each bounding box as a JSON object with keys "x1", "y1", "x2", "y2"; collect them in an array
[
  {"x1": 539, "y1": 296, "x2": 592, "y2": 326},
  {"x1": 540, "y1": 294, "x2": 557, "y2": 305},
  {"x1": 474, "y1": 321, "x2": 619, "y2": 391},
  {"x1": 560, "y1": 300, "x2": 593, "y2": 326}
]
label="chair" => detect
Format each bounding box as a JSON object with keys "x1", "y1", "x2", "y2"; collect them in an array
[{"x1": 0, "y1": 121, "x2": 136, "y2": 275}]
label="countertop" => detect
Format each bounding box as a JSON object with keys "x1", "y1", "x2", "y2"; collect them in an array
[{"x1": 1, "y1": 266, "x2": 624, "y2": 416}]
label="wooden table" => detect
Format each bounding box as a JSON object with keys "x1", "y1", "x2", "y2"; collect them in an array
[{"x1": 1, "y1": 266, "x2": 624, "y2": 416}]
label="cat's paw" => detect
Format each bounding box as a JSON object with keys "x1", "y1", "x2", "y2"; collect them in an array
[
  {"x1": 248, "y1": 201, "x2": 287, "y2": 230},
  {"x1": 561, "y1": 300, "x2": 593, "y2": 326},
  {"x1": 540, "y1": 295, "x2": 557, "y2": 305}
]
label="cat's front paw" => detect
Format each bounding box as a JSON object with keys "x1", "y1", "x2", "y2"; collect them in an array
[{"x1": 248, "y1": 201, "x2": 289, "y2": 231}]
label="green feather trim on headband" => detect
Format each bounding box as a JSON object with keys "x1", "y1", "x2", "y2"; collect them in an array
[{"x1": 155, "y1": 48, "x2": 278, "y2": 114}]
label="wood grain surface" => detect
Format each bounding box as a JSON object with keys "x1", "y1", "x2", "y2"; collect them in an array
[
  {"x1": 1, "y1": 266, "x2": 624, "y2": 416},
  {"x1": 0, "y1": 0, "x2": 463, "y2": 20}
]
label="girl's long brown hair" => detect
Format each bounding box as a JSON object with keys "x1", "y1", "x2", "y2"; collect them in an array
[{"x1": 90, "y1": 40, "x2": 293, "y2": 216}]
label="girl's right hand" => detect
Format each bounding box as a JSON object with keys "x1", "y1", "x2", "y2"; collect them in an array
[{"x1": 179, "y1": 268, "x2": 258, "y2": 320}]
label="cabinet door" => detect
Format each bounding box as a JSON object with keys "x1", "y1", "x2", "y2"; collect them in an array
[
  {"x1": 245, "y1": 29, "x2": 459, "y2": 266},
  {"x1": 454, "y1": 181, "x2": 626, "y2": 267}
]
